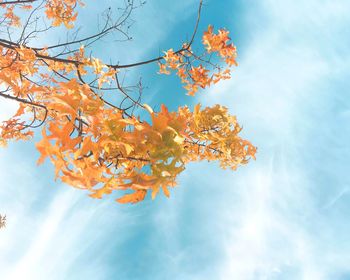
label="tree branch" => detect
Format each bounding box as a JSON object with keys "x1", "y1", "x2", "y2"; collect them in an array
[{"x1": 0, "y1": 0, "x2": 37, "y2": 5}]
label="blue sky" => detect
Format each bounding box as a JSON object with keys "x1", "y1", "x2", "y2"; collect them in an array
[{"x1": 1, "y1": 0, "x2": 350, "y2": 279}]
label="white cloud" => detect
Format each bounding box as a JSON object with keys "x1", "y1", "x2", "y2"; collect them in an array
[
  {"x1": 1, "y1": 1, "x2": 350, "y2": 279},
  {"x1": 199, "y1": 0, "x2": 350, "y2": 279},
  {"x1": 0, "y1": 1, "x2": 200, "y2": 279}
]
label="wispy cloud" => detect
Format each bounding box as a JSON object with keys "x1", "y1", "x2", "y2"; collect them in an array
[
  {"x1": 197, "y1": 0, "x2": 350, "y2": 279},
  {"x1": 1, "y1": 0, "x2": 350, "y2": 279},
  {"x1": 0, "y1": 1, "x2": 202, "y2": 279}
]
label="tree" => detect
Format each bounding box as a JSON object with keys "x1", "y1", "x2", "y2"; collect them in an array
[{"x1": 0, "y1": 0, "x2": 256, "y2": 204}]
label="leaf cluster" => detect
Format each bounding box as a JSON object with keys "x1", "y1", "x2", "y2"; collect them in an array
[{"x1": 0, "y1": 0, "x2": 256, "y2": 204}]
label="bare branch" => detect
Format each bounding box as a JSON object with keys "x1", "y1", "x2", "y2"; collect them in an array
[{"x1": 0, "y1": 0, "x2": 37, "y2": 5}]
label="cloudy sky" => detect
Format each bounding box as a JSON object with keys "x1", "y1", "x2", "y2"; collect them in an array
[{"x1": 1, "y1": 0, "x2": 350, "y2": 279}]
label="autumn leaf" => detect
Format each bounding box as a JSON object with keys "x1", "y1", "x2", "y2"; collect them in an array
[
  {"x1": 0, "y1": 1, "x2": 256, "y2": 205},
  {"x1": 116, "y1": 190, "x2": 147, "y2": 204}
]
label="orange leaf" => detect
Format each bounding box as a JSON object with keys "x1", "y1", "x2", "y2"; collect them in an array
[{"x1": 116, "y1": 190, "x2": 147, "y2": 204}]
